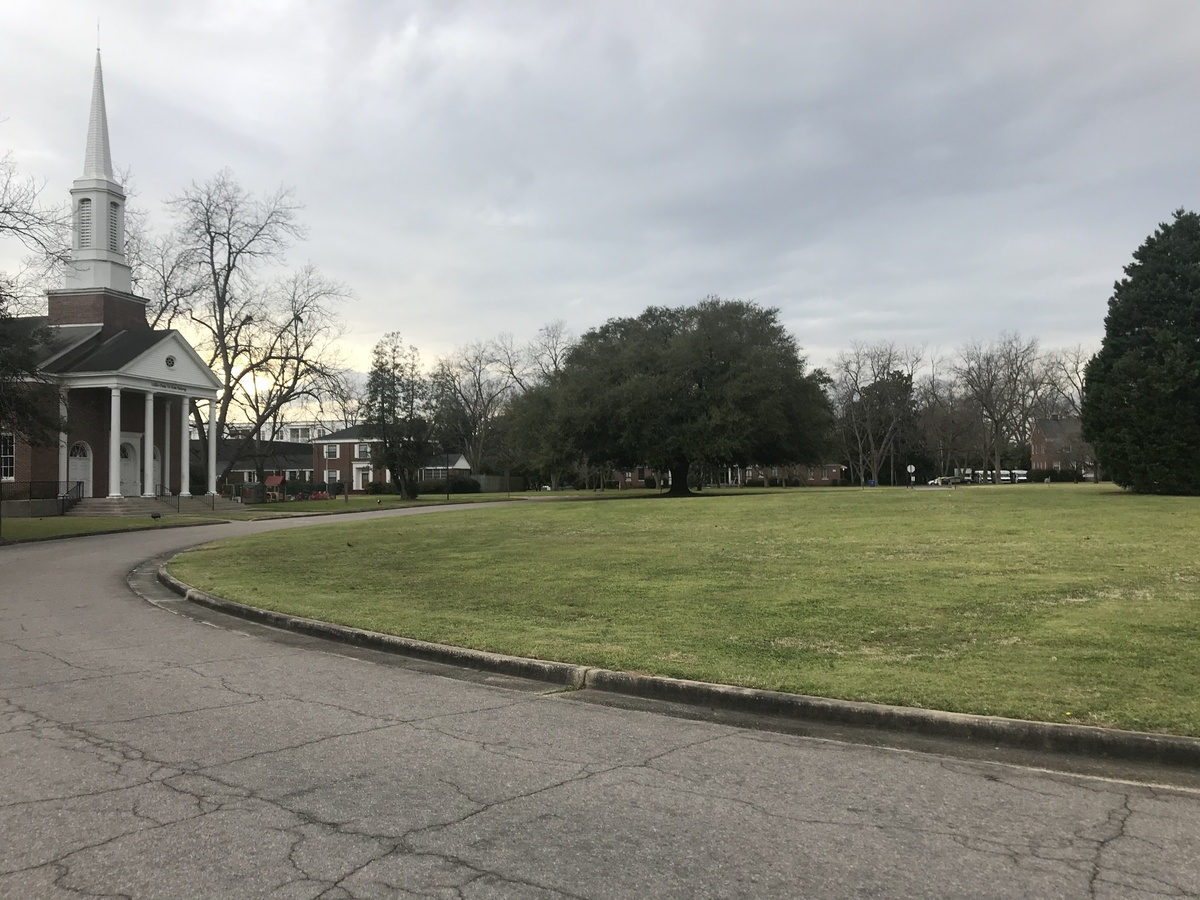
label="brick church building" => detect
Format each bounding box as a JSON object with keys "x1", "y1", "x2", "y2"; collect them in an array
[{"x1": 1, "y1": 52, "x2": 221, "y2": 500}]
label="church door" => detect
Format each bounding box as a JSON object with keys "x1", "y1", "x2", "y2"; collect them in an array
[
  {"x1": 68, "y1": 442, "x2": 93, "y2": 497},
  {"x1": 119, "y1": 443, "x2": 139, "y2": 497}
]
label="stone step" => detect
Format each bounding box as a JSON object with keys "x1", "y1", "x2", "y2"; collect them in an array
[{"x1": 67, "y1": 496, "x2": 242, "y2": 517}]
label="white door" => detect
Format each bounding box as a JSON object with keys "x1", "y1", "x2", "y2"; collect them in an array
[
  {"x1": 119, "y1": 443, "x2": 139, "y2": 497},
  {"x1": 67, "y1": 442, "x2": 93, "y2": 497}
]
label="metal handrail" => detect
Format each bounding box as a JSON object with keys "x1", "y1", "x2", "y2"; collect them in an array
[{"x1": 155, "y1": 483, "x2": 181, "y2": 513}]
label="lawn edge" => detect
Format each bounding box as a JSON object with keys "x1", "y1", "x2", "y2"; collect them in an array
[
  {"x1": 0, "y1": 519, "x2": 231, "y2": 545},
  {"x1": 157, "y1": 564, "x2": 1200, "y2": 769}
]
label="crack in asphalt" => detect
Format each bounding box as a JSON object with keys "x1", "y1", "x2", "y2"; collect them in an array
[{"x1": 6, "y1": 532, "x2": 1200, "y2": 898}]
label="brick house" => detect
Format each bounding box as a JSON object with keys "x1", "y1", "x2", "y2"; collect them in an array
[
  {"x1": 1, "y1": 53, "x2": 221, "y2": 503},
  {"x1": 311, "y1": 426, "x2": 389, "y2": 492},
  {"x1": 1031, "y1": 415, "x2": 1095, "y2": 477}
]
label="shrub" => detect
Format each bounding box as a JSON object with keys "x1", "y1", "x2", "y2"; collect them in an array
[
  {"x1": 1028, "y1": 468, "x2": 1081, "y2": 484},
  {"x1": 416, "y1": 477, "x2": 481, "y2": 495}
]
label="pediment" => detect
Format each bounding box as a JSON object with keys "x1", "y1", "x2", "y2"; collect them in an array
[{"x1": 122, "y1": 332, "x2": 222, "y2": 390}]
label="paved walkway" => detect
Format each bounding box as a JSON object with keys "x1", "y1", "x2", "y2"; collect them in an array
[{"x1": 2, "y1": 508, "x2": 1199, "y2": 898}]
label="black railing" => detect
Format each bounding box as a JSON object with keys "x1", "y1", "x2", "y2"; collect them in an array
[
  {"x1": 155, "y1": 483, "x2": 181, "y2": 513},
  {"x1": 60, "y1": 480, "x2": 84, "y2": 514}
]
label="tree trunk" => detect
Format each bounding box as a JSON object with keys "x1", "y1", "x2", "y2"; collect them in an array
[
  {"x1": 398, "y1": 471, "x2": 418, "y2": 500},
  {"x1": 665, "y1": 460, "x2": 693, "y2": 497}
]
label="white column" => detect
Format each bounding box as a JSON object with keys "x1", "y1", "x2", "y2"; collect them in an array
[
  {"x1": 206, "y1": 400, "x2": 218, "y2": 495},
  {"x1": 179, "y1": 399, "x2": 192, "y2": 497},
  {"x1": 142, "y1": 391, "x2": 156, "y2": 496},
  {"x1": 107, "y1": 387, "x2": 122, "y2": 498},
  {"x1": 163, "y1": 401, "x2": 172, "y2": 496},
  {"x1": 57, "y1": 389, "x2": 69, "y2": 491}
]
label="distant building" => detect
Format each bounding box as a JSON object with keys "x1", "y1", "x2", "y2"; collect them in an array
[{"x1": 1031, "y1": 415, "x2": 1095, "y2": 478}]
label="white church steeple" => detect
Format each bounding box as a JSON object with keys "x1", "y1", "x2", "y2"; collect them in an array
[{"x1": 65, "y1": 49, "x2": 132, "y2": 293}]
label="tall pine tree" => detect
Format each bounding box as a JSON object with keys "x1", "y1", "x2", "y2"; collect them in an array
[{"x1": 1082, "y1": 209, "x2": 1200, "y2": 494}]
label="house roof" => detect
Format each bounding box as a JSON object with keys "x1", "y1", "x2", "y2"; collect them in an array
[
  {"x1": 46, "y1": 328, "x2": 172, "y2": 373},
  {"x1": 1035, "y1": 416, "x2": 1083, "y2": 441},
  {"x1": 190, "y1": 439, "x2": 315, "y2": 471},
  {"x1": 423, "y1": 453, "x2": 471, "y2": 470},
  {"x1": 313, "y1": 425, "x2": 372, "y2": 442},
  {"x1": 3, "y1": 314, "x2": 219, "y2": 390}
]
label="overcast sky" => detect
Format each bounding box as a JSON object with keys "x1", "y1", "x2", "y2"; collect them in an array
[{"x1": 3, "y1": 0, "x2": 1199, "y2": 372}]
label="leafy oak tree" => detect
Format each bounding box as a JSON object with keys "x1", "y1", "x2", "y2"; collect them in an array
[
  {"x1": 1083, "y1": 209, "x2": 1200, "y2": 494},
  {"x1": 515, "y1": 297, "x2": 831, "y2": 496}
]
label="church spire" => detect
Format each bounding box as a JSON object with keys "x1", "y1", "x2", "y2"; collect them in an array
[
  {"x1": 64, "y1": 48, "x2": 133, "y2": 295},
  {"x1": 82, "y1": 49, "x2": 114, "y2": 180}
]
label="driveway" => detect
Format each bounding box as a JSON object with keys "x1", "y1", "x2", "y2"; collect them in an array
[{"x1": 2, "y1": 507, "x2": 1198, "y2": 898}]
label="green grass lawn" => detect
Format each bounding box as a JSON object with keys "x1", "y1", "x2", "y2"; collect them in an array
[
  {"x1": 167, "y1": 484, "x2": 1200, "y2": 736},
  {"x1": 242, "y1": 492, "x2": 539, "y2": 516}
]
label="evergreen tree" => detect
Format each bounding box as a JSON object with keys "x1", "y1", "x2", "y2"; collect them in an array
[
  {"x1": 1082, "y1": 209, "x2": 1200, "y2": 494},
  {"x1": 362, "y1": 333, "x2": 435, "y2": 499}
]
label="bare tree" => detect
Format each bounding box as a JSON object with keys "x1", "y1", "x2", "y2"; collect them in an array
[
  {"x1": 493, "y1": 320, "x2": 575, "y2": 392},
  {"x1": 1, "y1": 151, "x2": 69, "y2": 315},
  {"x1": 831, "y1": 341, "x2": 923, "y2": 485},
  {"x1": 914, "y1": 354, "x2": 978, "y2": 478},
  {"x1": 954, "y1": 332, "x2": 1051, "y2": 483},
  {"x1": 169, "y1": 170, "x2": 349, "y2": 481},
  {"x1": 433, "y1": 341, "x2": 515, "y2": 473},
  {"x1": 319, "y1": 368, "x2": 366, "y2": 430},
  {"x1": 1, "y1": 152, "x2": 69, "y2": 439},
  {"x1": 1045, "y1": 343, "x2": 1093, "y2": 417},
  {"x1": 127, "y1": 223, "x2": 204, "y2": 329}
]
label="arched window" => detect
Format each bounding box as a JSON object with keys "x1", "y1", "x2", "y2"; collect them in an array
[
  {"x1": 69, "y1": 443, "x2": 90, "y2": 458},
  {"x1": 77, "y1": 198, "x2": 92, "y2": 248},
  {"x1": 108, "y1": 202, "x2": 120, "y2": 252},
  {"x1": 119, "y1": 445, "x2": 131, "y2": 460}
]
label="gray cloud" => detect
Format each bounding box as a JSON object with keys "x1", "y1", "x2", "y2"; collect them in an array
[{"x1": 4, "y1": 0, "x2": 1200, "y2": 369}]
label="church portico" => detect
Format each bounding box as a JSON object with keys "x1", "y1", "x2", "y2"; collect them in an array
[{"x1": 51, "y1": 382, "x2": 215, "y2": 498}]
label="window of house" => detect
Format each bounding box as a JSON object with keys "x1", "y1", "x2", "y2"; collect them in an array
[
  {"x1": 1, "y1": 433, "x2": 15, "y2": 481},
  {"x1": 324, "y1": 469, "x2": 339, "y2": 485},
  {"x1": 289, "y1": 426, "x2": 312, "y2": 442},
  {"x1": 108, "y1": 202, "x2": 120, "y2": 252},
  {"x1": 77, "y1": 199, "x2": 92, "y2": 248},
  {"x1": 356, "y1": 443, "x2": 371, "y2": 459},
  {"x1": 324, "y1": 444, "x2": 339, "y2": 459}
]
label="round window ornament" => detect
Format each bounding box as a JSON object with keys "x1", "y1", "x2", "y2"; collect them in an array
[{"x1": 165, "y1": 355, "x2": 176, "y2": 368}]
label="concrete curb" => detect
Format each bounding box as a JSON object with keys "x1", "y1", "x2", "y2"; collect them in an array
[
  {"x1": 158, "y1": 566, "x2": 1200, "y2": 770},
  {"x1": 157, "y1": 568, "x2": 586, "y2": 688}
]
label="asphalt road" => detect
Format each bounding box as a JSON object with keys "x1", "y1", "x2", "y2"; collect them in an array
[{"x1": 2, "y1": 507, "x2": 1199, "y2": 899}]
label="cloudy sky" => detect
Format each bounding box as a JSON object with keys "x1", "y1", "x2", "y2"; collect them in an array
[{"x1": 3, "y1": 0, "x2": 1199, "y2": 372}]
